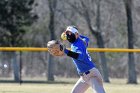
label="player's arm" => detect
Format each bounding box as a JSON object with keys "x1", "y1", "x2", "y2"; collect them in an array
[{"x1": 64, "y1": 49, "x2": 84, "y2": 60}]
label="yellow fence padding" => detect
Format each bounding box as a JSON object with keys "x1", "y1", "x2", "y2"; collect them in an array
[{"x1": 0, "y1": 47, "x2": 139, "y2": 52}]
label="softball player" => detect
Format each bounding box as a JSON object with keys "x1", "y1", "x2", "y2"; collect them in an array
[{"x1": 62, "y1": 26, "x2": 106, "y2": 93}]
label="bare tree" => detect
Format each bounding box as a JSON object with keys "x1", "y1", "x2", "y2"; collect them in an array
[
  {"x1": 67, "y1": 0, "x2": 109, "y2": 82},
  {"x1": 123, "y1": 0, "x2": 137, "y2": 84},
  {"x1": 47, "y1": 0, "x2": 58, "y2": 81}
]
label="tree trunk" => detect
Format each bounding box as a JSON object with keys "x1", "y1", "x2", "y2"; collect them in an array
[
  {"x1": 47, "y1": 18, "x2": 55, "y2": 81},
  {"x1": 96, "y1": 32, "x2": 109, "y2": 82},
  {"x1": 93, "y1": 0, "x2": 109, "y2": 82},
  {"x1": 47, "y1": 54, "x2": 54, "y2": 81},
  {"x1": 124, "y1": 0, "x2": 137, "y2": 84},
  {"x1": 47, "y1": 0, "x2": 56, "y2": 81},
  {"x1": 96, "y1": 33, "x2": 109, "y2": 82},
  {"x1": 88, "y1": 18, "x2": 110, "y2": 83}
]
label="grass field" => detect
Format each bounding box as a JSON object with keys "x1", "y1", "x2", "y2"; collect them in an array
[{"x1": 0, "y1": 78, "x2": 140, "y2": 93}]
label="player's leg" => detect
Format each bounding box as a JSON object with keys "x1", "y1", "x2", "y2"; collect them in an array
[
  {"x1": 89, "y1": 77, "x2": 106, "y2": 93},
  {"x1": 88, "y1": 68, "x2": 106, "y2": 93},
  {"x1": 71, "y1": 77, "x2": 90, "y2": 93}
]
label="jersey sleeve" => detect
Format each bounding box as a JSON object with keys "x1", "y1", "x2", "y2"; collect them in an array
[{"x1": 79, "y1": 35, "x2": 89, "y2": 47}]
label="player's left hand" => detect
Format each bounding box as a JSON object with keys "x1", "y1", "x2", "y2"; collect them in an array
[{"x1": 47, "y1": 40, "x2": 65, "y2": 56}]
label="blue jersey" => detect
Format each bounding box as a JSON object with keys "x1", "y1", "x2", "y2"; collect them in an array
[{"x1": 70, "y1": 35, "x2": 95, "y2": 73}]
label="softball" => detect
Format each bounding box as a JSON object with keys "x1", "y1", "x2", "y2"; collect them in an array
[{"x1": 61, "y1": 32, "x2": 67, "y2": 40}]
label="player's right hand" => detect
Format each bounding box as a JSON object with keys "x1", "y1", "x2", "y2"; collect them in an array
[{"x1": 61, "y1": 32, "x2": 67, "y2": 41}]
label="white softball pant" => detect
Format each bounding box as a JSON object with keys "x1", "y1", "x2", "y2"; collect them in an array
[{"x1": 71, "y1": 68, "x2": 106, "y2": 93}]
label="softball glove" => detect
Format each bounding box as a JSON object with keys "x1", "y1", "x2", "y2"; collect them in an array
[{"x1": 47, "y1": 40, "x2": 64, "y2": 56}]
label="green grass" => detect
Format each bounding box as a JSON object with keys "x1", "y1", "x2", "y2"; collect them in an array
[{"x1": 0, "y1": 78, "x2": 140, "y2": 93}]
